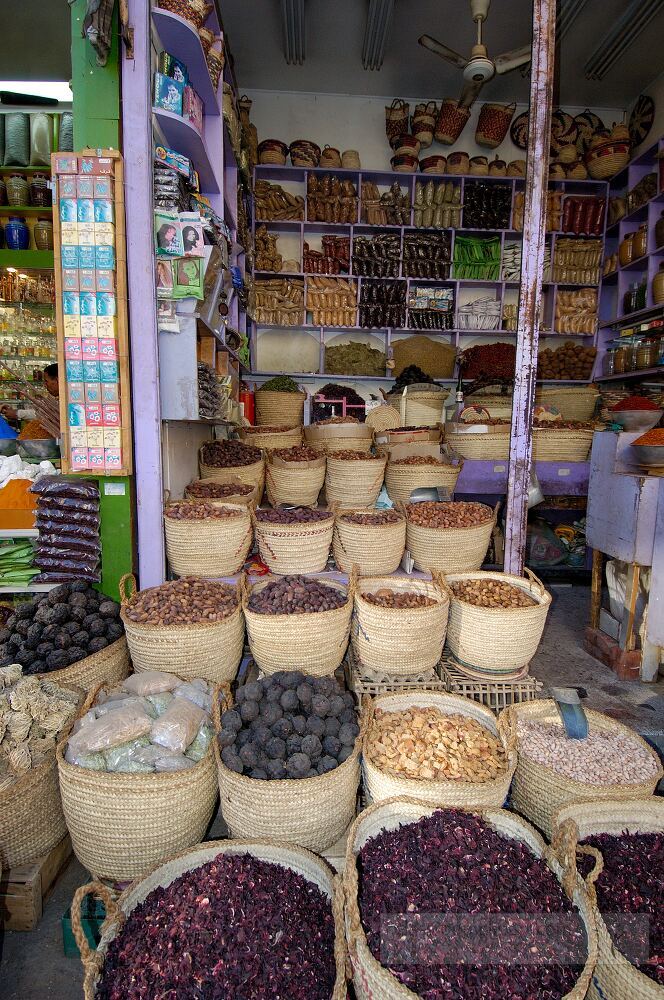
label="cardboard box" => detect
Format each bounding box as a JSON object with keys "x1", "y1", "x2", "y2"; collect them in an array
[
  {"x1": 69, "y1": 427, "x2": 87, "y2": 448},
  {"x1": 79, "y1": 291, "x2": 97, "y2": 317},
  {"x1": 61, "y1": 245, "x2": 80, "y2": 269},
  {"x1": 102, "y1": 403, "x2": 121, "y2": 427},
  {"x1": 98, "y1": 338, "x2": 117, "y2": 360},
  {"x1": 94, "y1": 199, "x2": 114, "y2": 223},
  {"x1": 103, "y1": 427, "x2": 122, "y2": 448},
  {"x1": 86, "y1": 426, "x2": 104, "y2": 448},
  {"x1": 101, "y1": 383, "x2": 119, "y2": 403},
  {"x1": 96, "y1": 292, "x2": 116, "y2": 317},
  {"x1": 77, "y1": 198, "x2": 94, "y2": 224},
  {"x1": 79, "y1": 155, "x2": 114, "y2": 175},
  {"x1": 94, "y1": 223, "x2": 115, "y2": 246},
  {"x1": 79, "y1": 245, "x2": 96, "y2": 268},
  {"x1": 85, "y1": 403, "x2": 103, "y2": 426},
  {"x1": 63, "y1": 291, "x2": 80, "y2": 315},
  {"x1": 83, "y1": 360, "x2": 100, "y2": 382},
  {"x1": 64, "y1": 338, "x2": 82, "y2": 360},
  {"x1": 63, "y1": 315, "x2": 81, "y2": 338},
  {"x1": 99, "y1": 360, "x2": 119, "y2": 383},
  {"x1": 59, "y1": 198, "x2": 77, "y2": 223},
  {"x1": 78, "y1": 223, "x2": 95, "y2": 245},
  {"x1": 85, "y1": 382, "x2": 102, "y2": 403},
  {"x1": 93, "y1": 176, "x2": 113, "y2": 198},
  {"x1": 95, "y1": 245, "x2": 115, "y2": 269},
  {"x1": 60, "y1": 223, "x2": 79, "y2": 245},
  {"x1": 95, "y1": 269, "x2": 115, "y2": 293},
  {"x1": 65, "y1": 359, "x2": 84, "y2": 382},
  {"x1": 76, "y1": 176, "x2": 95, "y2": 198},
  {"x1": 96, "y1": 315, "x2": 117, "y2": 338},
  {"x1": 68, "y1": 403, "x2": 86, "y2": 428},
  {"x1": 104, "y1": 447, "x2": 122, "y2": 470}
]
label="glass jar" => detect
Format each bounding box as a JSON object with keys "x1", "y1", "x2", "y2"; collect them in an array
[
  {"x1": 603, "y1": 348, "x2": 616, "y2": 375},
  {"x1": 29, "y1": 173, "x2": 51, "y2": 207},
  {"x1": 629, "y1": 337, "x2": 642, "y2": 371},
  {"x1": 619, "y1": 233, "x2": 634, "y2": 267},
  {"x1": 623, "y1": 282, "x2": 638, "y2": 315},
  {"x1": 613, "y1": 342, "x2": 631, "y2": 374},
  {"x1": 633, "y1": 223, "x2": 648, "y2": 259},
  {"x1": 636, "y1": 336, "x2": 659, "y2": 369},
  {"x1": 636, "y1": 280, "x2": 647, "y2": 311},
  {"x1": 5, "y1": 173, "x2": 29, "y2": 207}
]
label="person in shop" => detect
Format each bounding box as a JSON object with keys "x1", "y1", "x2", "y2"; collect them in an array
[{"x1": 1, "y1": 363, "x2": 59, "y2": 429}]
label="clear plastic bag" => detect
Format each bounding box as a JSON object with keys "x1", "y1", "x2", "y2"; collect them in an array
[
  {"x1": 104, "y1": 737, "x2": 153, "y2": 772},
  {"x1": 151, "y1": 697, "x2": 205, "y2": 753},
  {"x1": 68, "y1": 703, "x2": 152, "y2": 754},
  {"x1": 173, "y1": 680, "x2": 212, "y2": 713},
  {"x1": 95, "y1": 694, "x2": 157, "y2": 720},
  {"x1": 31, "y1": 476, "x2": 99, "y2": 500},
  {"x1": 129, "y1": 744, "x2": 194, "y2": 772},
  {"x1": 146, "y1": 691, "x2": 174, "y2": 716},
  {"x1": 65, "y1": 744, "x2": 106, "y2": 770},
  {"x1": 184, "y1": 722, "x2": 214, "y2": 762},
  {"x1": 124, "y1": 671, "x2": 179, "y2": 697}
]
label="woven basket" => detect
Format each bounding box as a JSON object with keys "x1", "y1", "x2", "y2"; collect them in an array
[
  {"x1": 585, "y1": 140, "x2": 630, "y2": 179},
  {"x1": 304, "y1": 424, "x2": 374, "y2": 455},
  {"x1": 37, "y1": 637, "x2": 130, "y2": 694},
  {"x1": 164, "y1": 502, "x2": 253, "y2": 577},
  {"x1": 213, "y1": 694, "x2": 362, "y2": 851},
  {"x1": 552, "y1": 799, "x2": 664, "y2": 1000},
  {"x1": 469, "y1": 392, "x2": 514, "y2": 419},
  {"x1": 238, "y1": 425, "x2": 302, "y2": 450},
  {"x1": 255, "y1": 389, "x2": 306, "y2": 427},
  {"x1": 185, "y1": 479, "x2": 260, "y2": 506},
  {"x1": 405, "y1": 502, "x2": 495, "y2": 573},
  {"x1": 385, "y1": 459, "x2": 461, "y2": 504},
  {"x1": 0, "y1": 682, "x2": 83, "y2": 869},
  {"x1": 434, "y1": 99, "x2": 471, "y2": 144},
  {"x1": 265, "y1": 453, "x2": 325, "y2": 507},
  {"x1": 325, "y1": 454, "x2": 386, "y2": 508},
  {"x1": 333, "y1": 511, "x2": 406, "y2": 576},
  {"x1": 535, "y1": 386, "x2": 600, "y2": 421},
  {"x1": 198, "y1": 447, "x2": 265, "y2": 492},
  {"x1": 387, "y1": 388, "x2": 449, "y2": 427},
  {"x1": 119, "y1": 574, "x2": 244, "y2": 684},
  {"x1": 74, "y1": 840, "x2": 348, "y2": 1000},
  {"x1": 475, "y1": 101, "x2": 516, "y2": 149},
  {"x1": 364, "y1": 405, "x2": 401, "y2": 432},
  {"x1": 532, "y1": 428, "x2": 594, "y2": 462},
  {"x1": 57, "y1": 683, "x2": 222, "y2": 882},
  {"x1": 446, "y1": 569, "x2": 551, "y2": 673},
  {"x1": 445, "y1": 426, "x2": 510, "y2": 460},
  {"x1": 502, "y1": 700, "x2": 663, "y2": 840},
  {"x1": 253, "y1": 511, "x2": 334, "y2": 575},
  {"x1": 344, "y1": 797, "x2": 598, "y2": 1000},
  {"x1": 157, "y1": 0, "x2": 212, "y2": 28},
  {"x1": 363, "y1": 691, "x2": 517, "y2": 806},
  {"x1": 243, "y1": 574, "x2": 353, "y2": 676},
  {"x1": 352, "y1": 575, "x2": 449, "y2": 676}
]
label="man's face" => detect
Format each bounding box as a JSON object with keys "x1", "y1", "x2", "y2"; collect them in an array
[{"x1": 44, "y1": 374, "x2": 59, "y2": 396}]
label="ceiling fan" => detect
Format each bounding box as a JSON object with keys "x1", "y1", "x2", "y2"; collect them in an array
[{"x1": 419, "y1": 0, "x2": 531, "y2": 108}]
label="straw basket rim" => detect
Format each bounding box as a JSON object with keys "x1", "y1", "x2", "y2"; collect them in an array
[
  {"x1": 119, "y1": 573, "x2": 241, "y2": 634},
  {"x1": 446, "y1": 569, "x2": 551, "y2": 613},
  {"x1": 404, "y1": 502, "x2": 495, "y2": 533},
  {"x1": 355, "y1": 574, "x2": 448, "y2": 611},
  {"x1": 244, "y1": 574, "x2": 351, "y2": 622}
]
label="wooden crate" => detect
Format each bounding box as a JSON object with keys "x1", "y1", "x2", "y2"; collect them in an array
[
  {"x1": 344, "y1": 648, "x2": 447, "y2": 696},
  {"x1": 437, "y1": 655, "x2": 543, "y2": 713},
  {"x1": 0, "y1": 834, "x2": 72, "y2": 931}
]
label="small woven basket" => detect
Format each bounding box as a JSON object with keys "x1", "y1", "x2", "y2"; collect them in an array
[
  {"x1": 119, "y1": 574, "x2": 244, "y2": 684},
  {"x1": 434, "y1": 99, "x2": 471, "y2": 144},
  {"x1": 325, "y1": 454, "x2": 386, "y2": 508},
  {"x1": 255, "y1": 388, "x2": 306, "y2": 427},
  {"x1": 364, "y1": 405, "x2": 401, "y2": 432},
  {"x1": 404, "y1": 502, "x2": 495, "y2": 573},
  {"x1": 387, "y1": 387, "x2": 449, "y2": 427},
  {"x1": 532, "y1": 428, "x2": 594, "y2": 462},
  {"x1": 164, "y1": 502, "x2": 253, "y2": 577},
  {"x1": 445, "y1": 426, "x2": 510, "y2": 460},
  {"x1": 363, "y1": 691, "x2": 517, "y2": 807},
  {"x1": 198, "y1": 447, "x2": 265, "y2": 493},
  {"x1": 535, "y1": 386, "x2": 600, "y2": 421},
  {"x1": 36, "y1": 637, "x2": 130, "y2": 694},
  {"x1": 385, "y1": 459, "x2": 461, "y2": 504},
  {"x1": 475, "y1": 102, "x2": 516, "y2": 149},
  {"x1": 243, "y1": 574, "x2": 353, "y2": 676},
  {"x1": 585, "y1": 140, "x2": 630, "y2": 179},
  {"x1": 333, "y1": 511, "x2": 406, "y2": 576},
  {"x1": 265, "y1": 453, "x2": 325, "y2": 507},
  {"x1": 445, "y1": 569, "x2": 552, "y2": 673},
  {"x1": 252, "y1": 510, "x2": 334, "y2": 575},
  {"x1": 501, "y1": 700, "x2": 663, "y2": 840},
  {"x1": 238, "y1": 425, "x2": 302, "y2": 450},
  {"x1": 352, "y1": 575, "x2": 449, "y2": 676}
]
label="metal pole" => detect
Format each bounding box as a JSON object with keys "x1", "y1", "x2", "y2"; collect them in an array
[{"x1": 504, "y1": 0, "x2": 556, "y2": 574}]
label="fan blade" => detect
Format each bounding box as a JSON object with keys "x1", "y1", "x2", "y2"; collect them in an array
[
  {"x1": 459, "y1": 77, "x2": 484, "y2": 108},
  {"x1": 418, "y1": 34, "x2": 468, "y2": 69},
  {"x1": 494, "y1": 44, "x2": 532, "y2": 74}
]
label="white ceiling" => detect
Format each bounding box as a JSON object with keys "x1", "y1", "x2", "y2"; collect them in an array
[
  {"x1": 0, "y1": 3, "x2": 71, "y2": 82},
  {"x1": 222, "y1": 0, "x2": 664, "y2": 108}
]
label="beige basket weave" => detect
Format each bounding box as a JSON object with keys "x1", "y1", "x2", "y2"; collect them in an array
[
  {"x1": 265, "y1": 454, "x2": 325, "y2": 507},
  {"x1": 185, "y1": 479, "x2": 260, "y2": 506},
  {"x1": 325, "y1": 454, "x2": 386, "y2": 508},
  {"x1": 552, "y1": 799, "x2": 664, "y2": 1000},
  {"x1": 469, "y1": 392, "x2": 514, "y2": 419},
  {"x1": 198, "y1": 448, "x2": 265, "y2": 493},
  {"x1": 365, "y1": 405, "x2": 401, "y2": 432},
  {"x1": 37, "y1": 637, "x2": 130, "y2": 694},
  {"x1": 239, "y1": 425, "x2": 302, "y2": 450},
  {"x1": 445, "y1": 426, "x2": 510, "y2": 460},
  {"x1": 74, "y1": 839, "x2": 348, "y2": 1000},
  {"x1": 164, "y1": 502, "x2": 253, "y2": 577},
  {"x1": 344, "y1": 797, "x2": 598, "y2": 1000},
  {"x1": 535, "y1": 386, "x2": 600, "y2": 421},
  {"x1": 404, "y1": 502, "x2": 495, "y2": 573},
  {"x1": 333, "y1": 511, "x2": 406, "y2": 576},
  {"x1": 243, "y1": 574, "x2": 353, "y2": 675},
  {"x1": 385, "y1": 459, "x2": 461, "y2": 504},
  {"x1": 119, "y1": 574, "x2": 244, "y2": 684},
  {"x1": 57, "y1": 683, "x2": 222, "y2": 882},
  {"x1": 213, "y1": 695, "x2": 362, "y2": 851},
  {"x1": 304, "y1": 424, "x2": 374, "y2": 456},
  {"x1": 502, "y1": 700, "x2": 663, "y2": 840},
  {"x1": 352, "y1": 575, "x2": 449, "y2": 675},
  {"x1": 445, "y1": 569, "x2": 552, "y2": 673},
  {"x1": 255, "y1": 388, "x2": 306, "y2": 427},
  {"x1": 363, "y1": 691, "x2": 517, "y2": 806},
  {"x1": 387, "y1": 388, "x2": 449, "y2": 427},
  {"x1": 532, "y1": 428, "x2": 594, "y2": 462},
  {"x1": 253, "y1": 511, "x2": 334, "y2": 575}
]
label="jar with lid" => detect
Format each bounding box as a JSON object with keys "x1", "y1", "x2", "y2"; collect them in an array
[
  {"x1": 623, "y1": 282, "x2": 639, "y2": 315},
  {"x1": 619, "y1": 232, "x2": 634, "y2": 267},
  {"x1": 603, "y1": 348, "x2": 616, "y2": 376},
  {"x1": 636, "y1": 280, "x2": 647, "y2": 311},
  {"x1": 29, "y1": 173, "x2": 51, "y2": 208},
  {"x1": 653, "y1": 261, "x2": 664, "y2": 305},
  {"x1": 33, "y1": 217, "x2": 53, "y2": 251},
  {"x1": 613, "y1": 341, "x2": 632, "y2": 374},
  {"x1": 5, "y1": 174, "x2": 29, "y2": 207},
  {"x1": 636, "y1": 336, "x2": 659, "y2": 369},
  {"x1": 629, "y1": 337, "x2": 643, "y2": 371},
  {"x1": 633, "y1": 223, "x2": 648, "y2": 259}
]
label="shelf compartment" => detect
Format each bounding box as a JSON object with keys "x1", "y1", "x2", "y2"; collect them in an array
[
  {"x1": 0, "y1": 250, "x2": 54, "y2": 269},
  {"x1": 152, "y1": 108, "x2": 219, "y2": 192},
  {"x1": 151, "y1": 8, "x2": 221, "y2": 115}
]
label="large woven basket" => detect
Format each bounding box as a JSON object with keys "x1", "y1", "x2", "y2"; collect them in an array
[
  {"x1": 164, "y1": 502, "x2": 253, "y2": 577},
  {"x1": 445, "y1": 569, "x2": 552, "y2": 673},
  {"x1": 535, "y1": 387, "x2": 600, "y2": 422},
  {"x1": 333, "y1": 511, "x2": 406, "y2": 576},
  {"x1": 198, "y1": 447, "x2": 265, "y2": 493},
  {"x1": 184, "y1": 479, "x2": 260, "y2": 506},
  {"x1": 243, "y1": 574, "x2": 353, "y2": 675},
  {"x1": 305, "y1": 424, "x2": 374, "y2": 456},
  {"x1": 469, "y1": 392, "x2": 514, "y2": 419},
  {"x1": 255, "y1": 388, "x2": 306, "y2": 427},
  {"x1": 73, "y1": 840, "x2": 347, "y2": 1000},
  {"x1": 239, "y1": 425, "x2": 302, "y2": 450},
  {"x1": 265, "y1": 453, "x2": 325, "y2": 507},
  {"x1": 404, "y1": 502, "x2": 495, "y2": 573},
  {"x1": 502, "y1": 700, "x2": 663, "y2": 840},
  {"x1": 56, "y1": 683, "x2": 222, "y2": 882},
  {"x1": 387, "y1": 388, "x2": 449, "y2": 427},
  {"x1": 119, "y1": 574, "x2": 244, "y2": 684},
  {"x1": 532, "y1": 428, "x2": 594, "y2": 462},
  {"x1": 385, "y1": 459, "x2": 461, "y2": 504},
  {"x1": 213, "y1": 695, "x2": 362, "y2": 851},
  {"x1": 36, "y1": 637, "x2": 130, "y2": 694},
  {"x1": 445, "y1": 425, "x2": 510, "y2": 460},
  {"x1": 344, "y1": 797, "x2": 598, "y2": 1000},
  {"x1": 0, "y1": 682, "x2": 83, "y2": 869},
  {"x1": 325, "y1": 454, "x2": 386, "y2": 508},
  {"x1": 352, "y1": 575, "x2": 449, "y2": 675},
  {"x1": 552, "y1": 799, "x2": 664, "y2": 1000},
  {"x1": 253, "y1": 511, "x2": 334, "y2": 575},
  {"x1": 362, "y1": 691, "x2": 516, "y2": 807}
]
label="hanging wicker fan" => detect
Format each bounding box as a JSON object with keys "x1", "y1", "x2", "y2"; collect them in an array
[
  {"x1": 629, "y1": 94, "x2": 655, "y2": 148},
  {"x1": 574, "y1": 109, "x2": 605, "y2": 153},
  {"x1": 550, "y1": 109, "x2": 578, "y2": 153}
]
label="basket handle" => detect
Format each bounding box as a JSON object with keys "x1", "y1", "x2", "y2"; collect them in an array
[
  {"x1": 524, "y1": 566, "x2": 546, "y2": 596},
  {"x1": 496, "y1": 704, "x2": 518, "y2": 755},
  {"x1": 71, "y1": 881, "x2": 120, "y2": 973},
  {"x1": 163, "y1": 488, "x2": 171, "y2": 505},
  {"x1": 332, "y1": 874, "x2": 352, "y2": 984},
  {"x1": 348, "y1": 564, "x2": 359, "y2": 600},
  {"x1": 118, "y1": 572, "x2": 137, "y2": 606},
  {"x1": 235, "y1": 570, "x2": 246, "y2": 605},
  {"x1": 431, "y1": 569, "x2": 453, "y2": 602}
]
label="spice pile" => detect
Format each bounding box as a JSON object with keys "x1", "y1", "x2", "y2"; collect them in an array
[
  {"x1": 611, "y1": 396, "x2": 661, "y2": 411},
  {"x1": 341, "y1": 510, "x2": 402, "y2": 525},
  {"x1": 164, "y1": 501, "x2": 244, "y2": 521},
  {"x1": 406, "y1": 501, "x2": 493, "y2": 528},
  {"x1": 272, "y1": 445, "x2": 320, "y2": 462},
  {"x1": 186, "y1": 480, "x2": 254, "y2": 499},
  {"x1": 95, "y1": 853, "x2": 338, "y2": 1000},
  {"x1": 248, "y1": 576, "x2": 347, "y2": 615},
  {"x1": 255, "y1": 507, "x2": 332, "y2": 525},
  {"x1": 537, "y1": 342, "x2": 597, "y2": 380},
  {"x1": 363, "y1": 589, "x2": 437, "y2": 609},
  {"x1": 366, "y1": 708, "x2": 507, "y2": 782},
  {"x1": 200, "y1": 440, "x2": 261, "y2": 468},
  {"x1": 0, "y1": 665, "x2": 79, "y2": 792},
  {"x1": 325, "y1": 342, "x2": 386, "y2": 376},
  {"x1": 451, "y1": 579, "x2": 537, "y2": 608},
  {"x1": 65, "y1": 671, "x2": 215, "y2": 773},
  {"x1": 634, "y1": 428, "x2": 664, "y2": 446},
  {"x1": 460, "y1": 341, "x2": 516, "y2": 379},
  {"x1": 0, "y1": 583, "x2": 123, "y2": 674},
  {"x1": 516, "y1": 719, "x2": 660, "y2": 785},
  {"x1": 358, "y1": 809, "x2": 587, "y2": 998},
  {"x1": 259, "y1": 375, "x2": 302, "y2": 393},
  {"x1": 316, "y1": 415, "x2": 360, "y2": 426},
  {"x1": 122, "y1": 578, "x2": 237, "y2": 625},
  {"x1": 218, "y1": 672, "x2": 359, "y2": 779}
]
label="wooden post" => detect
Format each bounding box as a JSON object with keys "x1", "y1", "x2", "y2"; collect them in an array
[
  {"x1": 590, "y1": 547, "x2": 602, "y2": 629},
  {"x1": 620, "y1": 563, "x2": 640, "y2": 652}
]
